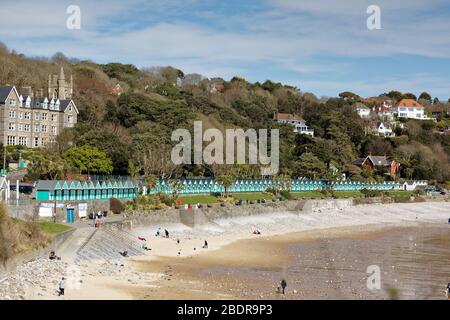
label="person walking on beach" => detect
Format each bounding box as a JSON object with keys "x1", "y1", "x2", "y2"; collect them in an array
[
  {"x1": 280, "y1": 279, "x2": 287, "y2": 295},
  {"x1": 202, "y1": 240, "x2": 208, "y2": 249},
  {"x1": 165, "y1": 229, "x2": 169, "y2": 238},
  {"x1": 58, "y1": 277, "x2": 66, "y2": 296}
]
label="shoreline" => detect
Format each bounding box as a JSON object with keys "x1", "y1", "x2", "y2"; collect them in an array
[{"x1": 1, "y1": 201, "x2": 449, "y2": 300}]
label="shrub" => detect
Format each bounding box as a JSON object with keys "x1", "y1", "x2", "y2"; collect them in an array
[
  {"x1": 157, "y1": 192, "x2": 174, "y2": 206},
  {"x1": 110, "y1": 198, "x2": 125, "y2": 214},
  {"x1": 280, "y1": 190, "x2": 292, "y2": 200},
  {"x1": 361, "y1": 188, "x2": 385, "y2": 198}
]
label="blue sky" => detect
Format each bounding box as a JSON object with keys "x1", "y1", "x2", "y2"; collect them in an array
[{"x1": 1, "y1": 0, "x2": 450, "y2": 99}]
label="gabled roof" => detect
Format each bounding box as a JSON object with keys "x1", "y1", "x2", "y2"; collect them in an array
[
  {"x1": 353, "y1": 155, "x2": 394, "y2": 167},
  {"x1": 395, "y1": 99, "x2": 423, "y2": 109},
  {"x1": 61, "y1": 99, "x2": 79, "y2": 114},
  {"x1": 366, "y1": 156, "x2": 391, "y2": 166},
  {"x1": 0, "y1": 86, "x2": 19, "y2": 103}
]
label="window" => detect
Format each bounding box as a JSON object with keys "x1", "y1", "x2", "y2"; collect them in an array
[
  {"x1": 35, "y1": 125, "x2": 40, "y2": 132},
  {"x1": 24, "y1": 112, "x2": 31, "y2": 120},
  {"x1": 35, "y1": 113, "x2": 40, "y2": 121},
  {"x1": 41, "y1": 125, "x2": 47, "y2": 133},
  {"x1": 52, "y1": 126, "x2": 57, "y2": 135},
  {"x1": 9, "y1": 111, "x2": 16, "y2": 118},
  {"x1": 18, "y1": 124, "x2": 23, "y2": 132},
  {"x1": 42, "y1": 113, "x2": 48, "y2": 121},
  {"x1": 7, "y1": 136, "x2": 16, "y2": 145},
  {"x1": 19, "y1": 112, "x2": 23, "y2": 119},
  {"x1": 67, "y1": 115, "x2": 73, "y2": 123},
  {"x1": 51, "y1": 114, "x2": 57, "y2": 122},
  {"x1": 18, "y1": 137, "x2": 27, "y2": 146},
  {"x1": 69, "y1": 105, "x2": 73, "y2": 111},
  {"x1": 34, "y1": 137, "x2": 39, "y2": 147},
  {"x1": 24, "y1": 124, "x2": 30, "y2": 132},
  {"x1": 9, "y1": 99, "x2": 16, "y2": 106},
  {"x1": 8, "y1": 123, "x2": 15, "y2": 130}
]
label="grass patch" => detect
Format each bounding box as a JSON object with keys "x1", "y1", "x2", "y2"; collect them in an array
[
  {"x1": 37, "y1": 221, "x2": 72, "y2": 235},
  {"x1": 177, "y1": 195, "x2": 218, "y2": 205},
  {"x1": 386, "y1": 191, "x2": 414, "y2": 197}
]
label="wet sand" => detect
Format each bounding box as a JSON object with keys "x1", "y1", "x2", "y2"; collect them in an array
[
  {"x1": 20, "y1": 201, "x2": 450, "y2": 300},
  {"x1": 130, "y1": 223, "x2": 450, "y2": 300}
]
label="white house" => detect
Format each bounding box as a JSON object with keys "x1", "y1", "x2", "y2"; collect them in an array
[
  {"x1": 402, "y1": 180, "x2": 427, "y2": 191},
  {"x1": 273, "y1": 113, "x2": 314, "y2": 136},
  {"x1": 369, "y1": 121, "x2": 394, "y2": 137},
  {"x1": 354, "y1": 103, "x2": 371, "y2": 118},
  {"x1": 392, "y1": 99, "x2": 428, "y2": 120}
]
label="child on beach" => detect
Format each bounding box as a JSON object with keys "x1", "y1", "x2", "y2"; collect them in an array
[{"x1": 202, "y1": 240, "x2": 208, "y2": 249}]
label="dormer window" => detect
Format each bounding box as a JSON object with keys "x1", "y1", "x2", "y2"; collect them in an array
[{"x1": 9, "y1": 99, "x2": 16, "y2": 106}]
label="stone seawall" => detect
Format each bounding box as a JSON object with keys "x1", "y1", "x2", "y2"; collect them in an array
[{"x1": 118, "y1": 198, "x2": 381, "y2": 229}]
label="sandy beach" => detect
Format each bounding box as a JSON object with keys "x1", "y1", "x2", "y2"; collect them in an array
[{"x1": 4, "y1": 200, "x2": 449, "y2": 300}]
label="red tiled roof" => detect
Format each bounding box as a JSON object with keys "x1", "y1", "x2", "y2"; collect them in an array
[{"x1": 395, "y1": 99, "x2": 423, "y2": 109}]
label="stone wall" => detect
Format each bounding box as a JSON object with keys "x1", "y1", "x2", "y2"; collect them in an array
[{"x1": 7, "y1": 199, "x2": 111, "y2": 222}]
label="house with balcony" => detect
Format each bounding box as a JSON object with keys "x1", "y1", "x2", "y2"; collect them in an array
[
  {"x1": 273, "y1": 112, "x2": 314, "y2": 136},
  {"x1": 392, "y1": 99, "x2": 428, "y2": 120}
]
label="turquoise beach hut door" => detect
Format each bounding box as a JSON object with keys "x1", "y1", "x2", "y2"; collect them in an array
[{"x1": 66, "y1": 207, "x2": 75, "y2": 223}]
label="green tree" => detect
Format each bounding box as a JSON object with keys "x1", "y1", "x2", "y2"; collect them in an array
[
  {"x1": 63, "y1": 145, "x2": 113, "y2": 175},
  {"x1": 418, "y1": 92, "x2": 432, "y2": 103},
  {"x1": 128, "y1": 160, "x2": 141, "y2": 179},
  {"x1": 216, "y1": 175, "x2": 236, "y2": 197},
  {"x1": 293, "y1": 153, "x2": 326, "y2": 179},
  {"x1": 402, "y1": 92, "x2": 417, "y2": 100},
  {"x1": 28, "y1": 150, "x2": 71, "y2": 180},
  {"x1": 387, "y1": 91, "x2": 402, "y2": 101}
]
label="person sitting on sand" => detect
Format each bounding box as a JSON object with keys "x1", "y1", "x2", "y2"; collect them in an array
[
  {"x1": 142, "y1": 243, "x2": 151, "y2": 251},
  {"x1": 253, "y1": 228, "x2": 261, "y2": 235},
  {"x1": 138, "y1": 236, "x2": 146, "y2": 241},
  {"x1": 120, "y1": 250, "x2": 129, "y2": 257},
  {"x1": 155, "y1": 227, "x2": 161, "y2": 237},
  {"x1": 202, "y1": 240, "x2": 208, "y2": 249}
]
